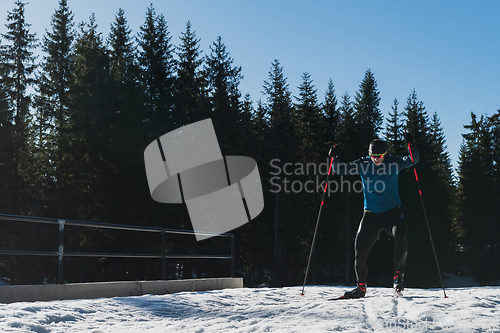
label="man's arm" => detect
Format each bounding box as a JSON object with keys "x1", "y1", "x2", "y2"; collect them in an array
[
  {"x1": 328, "y1": 144, "x2": 364, "y2": 175},
  {"x1": 332, "y1": 158, "x2": 365, "y2": 175}
]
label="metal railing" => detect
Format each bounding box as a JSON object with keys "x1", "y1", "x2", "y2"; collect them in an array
[{"x1": 0, "y1": 213, "x2": 235, "y2": 284}]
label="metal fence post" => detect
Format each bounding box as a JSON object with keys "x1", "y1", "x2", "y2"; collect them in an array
[
  {"x1": 58, "y1": 219, "x2": 65, "y2": 284},
  {"x1": 161, "y1": 230, "x2": 166, "y2": 280},
  {"x1": 231, "y1": 235, "x2": 235, "y2": 278}
]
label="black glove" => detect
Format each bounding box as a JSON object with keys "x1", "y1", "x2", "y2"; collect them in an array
[
  {"x1": 328, "y1": 144, "x2": 338, "y2": 160},
  {"x1": 404, "y1": 132, "x2": 414, "y2": 145}
]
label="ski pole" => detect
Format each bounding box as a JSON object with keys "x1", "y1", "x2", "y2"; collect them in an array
[
  {"x1": 406, "y1": 137, "x2": 448, "y2": 298},
  {"x1": 301, "y1": 145, "x2": 336, "y2": 296}
]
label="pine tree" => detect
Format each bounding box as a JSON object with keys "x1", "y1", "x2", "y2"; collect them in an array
[
  {"x1": 401, "y1": 89, "x2": 451, "y2": 287},
  {"x1": 237, "y1": 93, "x2": 259, "y2": 158},
  {"x1": 354, "y1": 69, "x2": 382, "y2": 151},
  {"x1": 335, "y1": 92, "x2": 364, "y2": 284},
  {"x1": 67, "y1": 13, "x2": 112, "y2": 220},
  {"x1": 336, "y1": 92, "x2": 358, "y2": 162},
  {"x1": 204, "y1": 36, "x2": 243, "y2": 154},
  {"x1": 0, "y1": 45, "x2": 13, "y2": 213},
  {"x1": 488, "y1": 109, "x2": 500, "y2": 178},
  {"x1": 262, "y1": 59, "x2": 295, "y2": 286},
  {"x1": 404, "y1": 90, "x2": 430, "y2": 143},
  {"x1": 294, "y1": 72, "x2": 323, "y2": 163},
  {"x1": 292, "y1": 72, "x2": 331, "y2": 283},
  {"x1": 0, "y1": 41, "x2": 15, "y2": 270},
  {"x1": 403, "y1": 90, "x2": 432, "y2": 180},
  {"x1": 487, "y1": 109, "x2": 500, "y2": 282},
  {"x1": 262, "y1": 60, "x2": 295, "y2": 157},
  {"x1": 109, "y1": 8, "x2": 137, "y2": 84},
  {"x1": 489, "y1": 109, "x2": 500, "y2": 213},
  {"x1": 385, "y1": 98, "x2": 406, "y2": 155},
  {"x1": 252, "y1": 98, "x2": 270, "y2": 164},
  {"x1": 457, "y1": 112, "x2": 498, "y2": 284},
  {"x1": 109, "y1": 8, "x2": 144, "y2": 130},
  {"x1": 137, "y1": 4, "x2": 176, "y2": 135},
  {"x1": 0, "y1": 0, "x2": 59, "y2": 284},
  {"x1": 427, "y1": 111, "x2": 456, "y2": 274},
  {"x1": 429, "y1": 112, "x2": 454, "y2": 187},
  {"x1": 241, "y1": 94, "x2": 254, "y2": 133},
  {"x1": 0, "y1": 0, "x2": 39, "y2": 214},
  {"x1": 36, "y1": 0, "x2": 75, "y2": 217},
  {"x1": 229, "y1": 94, "x2": 275, "y2": 287},
  {"x1": 107, "y1": 8, "x2": 149, "y2": 224},
  {"x1": 175, "y1": 21, "x2": 208, "y2": 126},
  {"x1": 322, "y1": 77, "x2": 339, "y2": 144}
]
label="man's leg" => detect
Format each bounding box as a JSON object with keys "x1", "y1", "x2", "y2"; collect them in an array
[
  {"x1": 341, "y1": 212, "x2": 382, "y2": 299},
  {"x1": 387, "y1": 211, "x2": 408, "y2": 291},
  {"x1": 390, "y1": 212, "x2": 408, "y2": 274},
  {"x1": 354, "y1": 212, "x2": 382, "y2": 284}
]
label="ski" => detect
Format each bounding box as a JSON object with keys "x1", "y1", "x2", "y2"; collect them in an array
[
  {"x1": 328, "y1": 295, "x2": 368, "y2": 301},
  {"x1": 328, "y1": 296, "x2": 348, "y2": 301}
]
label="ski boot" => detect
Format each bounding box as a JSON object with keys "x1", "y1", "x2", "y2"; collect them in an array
[
  {"x1": 393, "y1": 271, "x2": 404, "y2": 297},
  {"x1": 342, "y1": 283, "x2": 367, "y2": 299}
]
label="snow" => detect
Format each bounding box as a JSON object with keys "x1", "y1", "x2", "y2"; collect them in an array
[{"x1": 1, "y1": 285, "x2": 499, "y2": 332}]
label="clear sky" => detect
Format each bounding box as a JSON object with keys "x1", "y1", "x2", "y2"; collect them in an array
[{"x1": 1, "y1": 0, "x2": 499, "y2": 173}]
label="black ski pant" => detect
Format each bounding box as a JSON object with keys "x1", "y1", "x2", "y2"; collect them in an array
[{"x1": 354, "y1": 207, "x2": 408, "y2": 284}]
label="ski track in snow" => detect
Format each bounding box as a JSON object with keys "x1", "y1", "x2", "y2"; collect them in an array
[{"x1": 0, "y1": 286, "x2": 499, "y2": 332}]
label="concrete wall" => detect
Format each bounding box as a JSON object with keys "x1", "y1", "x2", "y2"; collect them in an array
[{"x1": 0, "y1": 278, "x2": 243, "y2": 304}]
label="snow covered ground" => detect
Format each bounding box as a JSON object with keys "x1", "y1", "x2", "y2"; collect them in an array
[{"x1": 1, "y1": 285, "x2": 499, "y2": 332}]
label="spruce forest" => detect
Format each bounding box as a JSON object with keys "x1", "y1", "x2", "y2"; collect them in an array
[{"x1": 1, "y1": 1, "x2": 499, "y2": 287}]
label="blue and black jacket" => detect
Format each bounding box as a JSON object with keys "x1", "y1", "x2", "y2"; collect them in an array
[{"x1": 332, "y1": 147, "x2": 419, "y2": 213}]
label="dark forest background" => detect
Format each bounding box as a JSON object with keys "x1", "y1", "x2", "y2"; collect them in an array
[{"x1": 1, "y1": 0, "x2": 499, "y2": 287}]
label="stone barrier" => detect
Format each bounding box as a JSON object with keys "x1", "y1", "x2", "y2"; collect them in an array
[{"x1": 0, "y1": 278, "x2": 243, "y2": 304}]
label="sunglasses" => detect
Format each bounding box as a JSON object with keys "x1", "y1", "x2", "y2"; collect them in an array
[{"x1": 369, "y1": 152, "x2": 387, "y2": 157}]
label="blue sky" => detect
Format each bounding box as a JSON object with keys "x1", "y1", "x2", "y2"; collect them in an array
[{"x1": 1, "y1": 0, "x2": 499, "y2": 172}]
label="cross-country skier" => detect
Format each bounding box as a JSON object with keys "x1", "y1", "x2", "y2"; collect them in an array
[{"x1": 330, "y1": 133, "x2": 418, "y2": 299}]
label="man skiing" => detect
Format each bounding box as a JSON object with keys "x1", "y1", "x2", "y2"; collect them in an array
[{"x1": 330, "y1": 133, "x2": 418, "y2": 299}]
